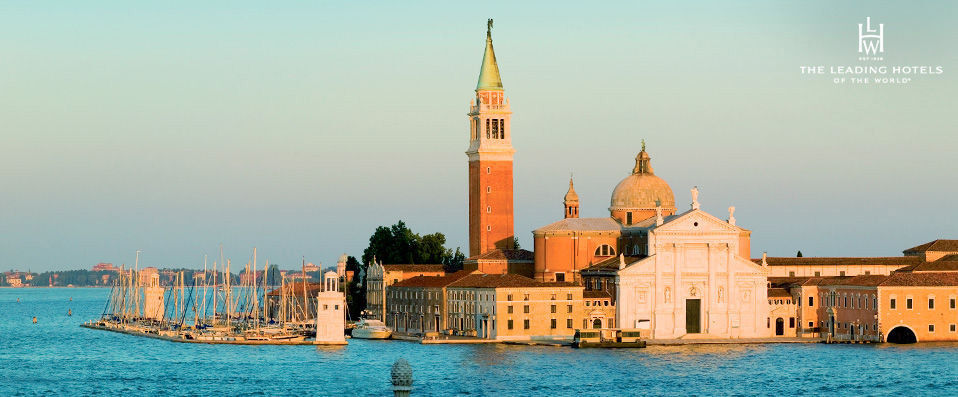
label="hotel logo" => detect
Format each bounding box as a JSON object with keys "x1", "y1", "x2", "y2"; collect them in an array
[{"x1": 858, "y1": 17, "x2": 884, "y2": 55}]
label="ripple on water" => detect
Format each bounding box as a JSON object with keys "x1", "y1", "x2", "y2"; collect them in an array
[{"x1": 2, "y1": 289, "x2": 958, "y2": 395}]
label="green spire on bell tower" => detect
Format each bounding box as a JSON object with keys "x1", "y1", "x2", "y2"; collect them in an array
[{"x1": 476, "y1": 18, "x2": 503, "y2": 91}]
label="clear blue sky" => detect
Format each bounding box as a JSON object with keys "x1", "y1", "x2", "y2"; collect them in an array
[{"x1": 1, "y1": 1, "x2": 955, "y2": 272}]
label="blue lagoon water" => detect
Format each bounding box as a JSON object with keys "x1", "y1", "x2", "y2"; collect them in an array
[{"x1": 2, "y1": 288, "x2": 957, "y2": 396}]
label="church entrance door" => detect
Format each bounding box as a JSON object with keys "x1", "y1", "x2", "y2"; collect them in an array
[{"x1": 685, "y1": 299, "x2": 701, "y2": 333}]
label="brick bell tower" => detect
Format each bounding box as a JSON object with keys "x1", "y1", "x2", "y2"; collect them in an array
[{"x1": 467, "y1": 19, "x2": 515, "y2": 257}]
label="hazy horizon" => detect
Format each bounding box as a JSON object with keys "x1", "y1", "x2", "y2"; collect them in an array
[{"x1": 2, "y1": 1, "x2": 956, "y2": 272}]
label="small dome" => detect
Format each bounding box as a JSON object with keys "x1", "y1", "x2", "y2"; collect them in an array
[{"x1": 609, "y1": 147, "x2": 676, "y2": 213}]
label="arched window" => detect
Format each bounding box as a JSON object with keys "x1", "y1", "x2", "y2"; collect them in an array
[{"x1": 594, "y1": 244, "x2": 615, "y2": 256}]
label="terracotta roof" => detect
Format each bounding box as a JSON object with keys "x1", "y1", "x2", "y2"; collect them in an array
[
  {"x1": 381, "y1": 264, "x2": 445, "y2": 273},
  {"x1": 938, "y1": 254, "x2": 958, "y2": 262},
  {"x1": 824, "y1": 275, "x2": 889, "y2": 287},
  {"x1": 581, "y1": 255, "x2": 643, "y2": 272},
  {"x1": 880, "y1": 272, "x2": 958, "y2": 287},
  {"x1": 767, "y1": 277, "x2": 812, "y2": 288},
  {"x1": 903, "y1": 239, "x2": 958, "y2": 254},
  {"x1": 767, "y1": 288, "x2": 792, "y2": 298},
  {"x1": 534, "y1": 217, "x2": 622, "y2": 233},
  {"x1": 800, "y1": 277, "x2": 852, "y2": 286},
  {"x1": 584, "y1": 290, "x2": 612, "y2": 299},
  {"x1": 896, "y1": 261, "x2": 958, "y2": 273},
  {"x1": 448, "y1": 273, "x2": 578, "y2": 289},
  {"x1": 753, "y1": 257, "x2": 919, "y2": 268},
  {"x1": 465, "y1": 249, "x2": 534, "y2": 262},
  {"x1": 266, "y1": 282, "x2": 324, "y2": 296},
  {"x1": 389, "y1": 270, "x2": 475, "y2": 288}
]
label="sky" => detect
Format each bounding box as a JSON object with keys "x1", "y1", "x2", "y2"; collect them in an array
[{"x1": 1, "y1": 1, "x2": 956, "y2": 272}]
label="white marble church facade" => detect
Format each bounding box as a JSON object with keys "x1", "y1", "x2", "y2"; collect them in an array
[{"x1": 616, "y1": 199, "x2": 770, "y2": 339}]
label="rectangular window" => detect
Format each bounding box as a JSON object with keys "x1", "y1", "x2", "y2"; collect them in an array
[
  {"x1": 809, "y1": 296, "x2": 814, "y2": 307},
  {"x1": 567, "y1": 305, "x2": 573, "y2": 313},
  {"x1": 951, "y1": 324, "x2": 956, "y2": 332},
  {"x1": 551, "y1": 319, "x2": 557, "y2": 329},
  {"x1": 808, "y1": 321, "x2": 814, "y2": 328},
  {"x1": 551, "y1": 294, "x2": 556, "y2": 300},
  {"x1": 789, "y1": 271, "x2": 795, "y2": 277},
  {"x1": 485, "y1": 119, "x2": 490, "y2": 139},
  {"x1": 840, "y1": 271, "x2": 846, "y2": 276},
  {"x1": 507, "y1": 305, "x2": 513, "y2": 314},
  {"x1": 507, "y1": 294, "x2": 513, "y2": 301},
  {"x1": 498, "y1": 119, "x2": 505, "y2": 139},
  {"x1": 952, "y1": 298, "x2": 957, "y2": 309},
  {"x1": 929, "y1": 324, "x2": 935, "y2": 332},
  {"x1": 523, "y1": 319, "x2": 530, "y2": 330},
  {"x1": 929, "y1": 298, "x2": 935, "y2": 309},
  {"x1": 523, "y1": 305, "x2": 530, "y2": 314},
  {"x1": 789, "y1": 317, "x2": 795, "y2": 328},
  {"x1": 524, "y1": 294, "x2": 529, "y2": 301},
  {"x1": 567, "y1": 293, "x2": 573, "y2": 300},
  {"x1": 551, "y1": 304, "x2": 557, "y2": 314},
  {"x1": 507, "y1": 320, "x2": 513, "y2": 330},
  {"x1": 890, "y1": 298, "x2": 897, "y2": 309},
  {"x1": 491, "y1": 118, "x2": 499, "y2": 139},
  {"x1": 567, "y1": 319, "x2": 573, "y2": 328},
  {"x1": 814, "y1": 271, "x2": 821, "y2": 277},
  {"x1": 907, "y1": 298, "x2": 913, "y2": 310},
  {"x1": 583, "y1": 319, "x2": 588, "y2": 329}
]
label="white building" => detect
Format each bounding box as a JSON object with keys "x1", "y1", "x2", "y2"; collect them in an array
[
  {"x1": 614, "y1": 192, "x2": 770, "y2": 339},
  {"x1": 315, "y1": 271, "x2": 347, "y2": 345}
]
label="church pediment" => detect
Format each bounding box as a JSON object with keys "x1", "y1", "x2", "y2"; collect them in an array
[{"x1": 653, "y1": 209, "x2": 739, "y2": 234}]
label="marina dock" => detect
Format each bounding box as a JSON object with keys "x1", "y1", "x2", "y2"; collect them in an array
[{"x1": 81, "y1": 322, "x2": 330, "y2": 345}]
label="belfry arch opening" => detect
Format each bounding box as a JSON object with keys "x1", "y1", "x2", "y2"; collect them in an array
[{"x1": 886, "y1": 326, "x2": 917, "y2": 344}]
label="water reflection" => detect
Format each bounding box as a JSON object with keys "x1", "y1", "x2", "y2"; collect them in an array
[{"x1": 3, "y1": 289, "x2": 958, "y2": 396}]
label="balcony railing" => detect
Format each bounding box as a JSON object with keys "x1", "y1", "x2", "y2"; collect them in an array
[{"x1": 469, "y1": 103, "x2": 510, "y2": 113}]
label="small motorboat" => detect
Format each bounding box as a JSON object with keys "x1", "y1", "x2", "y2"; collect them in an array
[{"x1": 350, "y1": 319, "x2": 392, "y2": 340}]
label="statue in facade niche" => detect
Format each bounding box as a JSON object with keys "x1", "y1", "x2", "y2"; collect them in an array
[
  {"x1": 718, "y1": 287, "x2": 724, "y2": 303},
  {"x1": 664, "y1": 287, "x2": 671, "y2": 303}
]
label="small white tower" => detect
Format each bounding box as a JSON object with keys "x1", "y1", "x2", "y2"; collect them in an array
[{"x1": 315, "y1": 271, "x2": 347, "y2": 345}]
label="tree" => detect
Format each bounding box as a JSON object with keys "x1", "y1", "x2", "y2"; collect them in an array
[
  {"x1": 443, "y1": 247, "x2": 466, "y2": 273},
  {"x1": 344, "y1": 255, "x2": 366, "y2": 320},
  {"x1": 797, "y1": 250, "x2": 803, "y2": 257},
  {"x1": 354, "y1": 220, "x2": 465, "y2": 316},
  {"x1": 513, "y1": 237, "x2": 521, "y2": 250},
  {"x1": 361, "y1": 220, "x2": 457, "y2": 266}
]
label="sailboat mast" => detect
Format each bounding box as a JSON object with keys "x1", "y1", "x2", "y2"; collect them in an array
[
  {"x1": 252, "y1": 247, "x2": 257, "y2": 329},
  {"x1": 302, "y1": 257, "x2": 307, "y2": 321}
]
